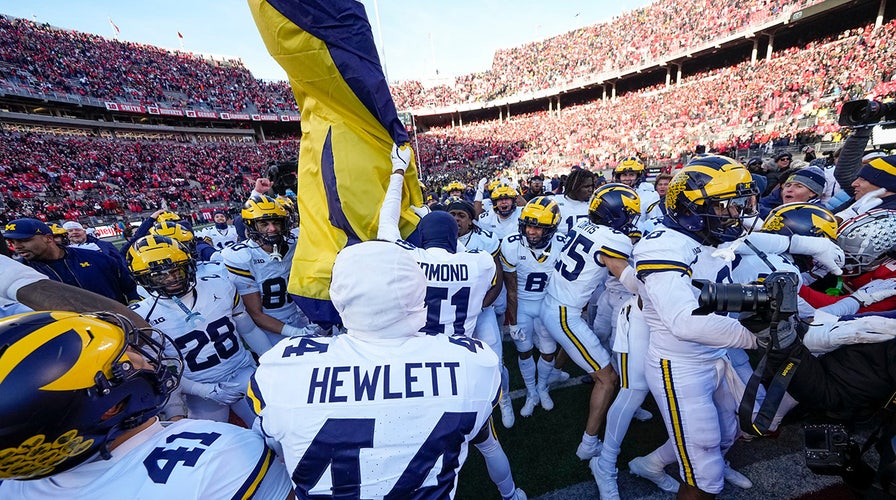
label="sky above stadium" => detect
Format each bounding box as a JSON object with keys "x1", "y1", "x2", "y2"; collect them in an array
[{"x1": 7, "y1": 0, "x2": 652, "y2": 83}]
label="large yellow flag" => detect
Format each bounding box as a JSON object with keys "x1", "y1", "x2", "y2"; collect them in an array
[{"x1": 249, "y1": 0, "x2": 422, "y2": 324}]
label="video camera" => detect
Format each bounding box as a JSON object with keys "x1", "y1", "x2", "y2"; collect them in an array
[
  {"x1": 691, "y1": 271, "x2": 799, "y2": 317},
  {"x1": 838, "y1": 99, "x2": 896, "y2": 129},
  {"x1": 265, "y1": 160, "x2": 298, "y2": 196}
]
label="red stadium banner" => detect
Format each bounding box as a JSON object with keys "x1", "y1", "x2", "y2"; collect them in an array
[
  {"x1": 119, "y1": 104, "x2": 145, "y2": 113},
  {"x1": 259, "y1": 114, "x2": 279, "y2": 121},
  {"x1": 157, "y1": 107, "x2": 184, "y2": 117},
  {"x1": 196, "y1": 110, "x2": 218, "y2": 119},
  {"x1": 230, "y1": 113, "x2": 251, "y2": 120},
  {"x1": 93, "y1": 225, "x2": 121, "y2": 238}
]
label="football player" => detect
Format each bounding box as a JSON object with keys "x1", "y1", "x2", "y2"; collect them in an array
[
  {"x1": 629, "y1": 156, "x2": 763, "y2": 498},
  {"x1": 127, "y1": 235, "x2": 272, "y2": 424},
  {"x1": 539, "y1": 185, "x2": 634, "y2": 462},
  {"x1": 475, "y1": 183, "x2": 524, "y2": 238},
  {"x1": 613, "y1": 156, "x2": 660, "y2": 219},
  {"x1": 501, "y1": 196, "x2": 568, "y2": 417},
  {"x1": 221, "y1": 195, "x2": 312, "y2": 342},
  {"x1": 373, "y1": 144, "x2": 526, "y2": 500},
  {"x1": 446, "y1": 196, "x2": 515, "y2": 428},
  {"x1": 248, "y1": 239, "x2": 515, "y2": 499},
  {"x1": 0, "y1": 311, "x2": 292, "y2": 499},
  {"x1": 553, "y1": 168, "x2": 597, "y2": 236},
  {"x1": 196, "y1": 210, "x2": 239, "y2": 250}
]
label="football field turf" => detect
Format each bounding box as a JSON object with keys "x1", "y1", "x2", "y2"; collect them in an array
[{"x1": 455, "y1": 341, "x2": 888, "y2": 499}]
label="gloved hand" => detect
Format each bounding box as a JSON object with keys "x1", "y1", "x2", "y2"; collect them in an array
[
  {"x1": 789, "y1": 235, "x2": 844, "y2": 276},
  {"x1": 200, "y1": 382, "x2": 245, "y2": 405},
  {"x1": 739, "y1": 312, "x2": 798, "y2": 350},
  {"x1": 835, "y1": 187, "x2": 885, "y2": 221},
  {"x1": 850, "y1": 278, "x2": 896, "y2": 307},
  {"x1": 410, "y1": 205, "x2": 431, "y2": 219},
  {"x1": 391, "y1": 143, "x2": 413, "y2": 174},
  {"x1": 475, "y1": 177, "x2": 488, "y2": 202},
  {"x1": 506, "y1": 324, "x2": 524, "y2": 341},
  {"x1": 804, "y1": 311, "x2": 896, "y2": 353}
]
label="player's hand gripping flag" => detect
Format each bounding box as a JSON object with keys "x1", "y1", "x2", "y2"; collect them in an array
[{"x1": 248, "y1": 0, "x2": 423, "y2": 325}]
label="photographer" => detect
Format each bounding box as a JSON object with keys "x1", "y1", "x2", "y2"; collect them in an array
[
  {"x1": 832, "y1": 99, "x2": 896, "y2": 220},
  {"x1": 753, "y1": 317, "x2": 896, "y2": 495}
]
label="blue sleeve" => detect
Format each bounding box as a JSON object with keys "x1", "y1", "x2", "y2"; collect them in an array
[{"x1": 120, "y1": 217, "x2": 158, "y2": 257}]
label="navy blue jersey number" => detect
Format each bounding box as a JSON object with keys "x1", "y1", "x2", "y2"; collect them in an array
[{"x1": 292, "y1": 412, "x2": 477, "y2": 498}]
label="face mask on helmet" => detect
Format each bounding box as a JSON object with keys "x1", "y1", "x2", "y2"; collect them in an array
[
  {"x1": 613, "y1": 156, "x2": 645, "y2": 186},
  {"x1": 837, "y1": 209, "x2": 896, "y2": 276},
  {"x1": 665, "y1": 156, "x2": 758, "y2": 245},
  {"x1": 518, "y1": 197, "x2": 560, "y2": 249},
  {"x1": 0, "y1": 311, "x2": 181, "y2": 480},
  {"x1": 589, "y1": 183, "x2": 641, "y2": 233},
  {"x1": 490, "y1": 184, "x2": 518, "y2": 218},
  {"x1": 127, "y1": 235, "x2": 196, "y2": 298},
  {"x1": 242, "y1": 195, "x2": 291, "y2": 248}
]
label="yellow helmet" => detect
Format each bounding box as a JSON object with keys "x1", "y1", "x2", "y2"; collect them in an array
[
  {"x1": 445, "y1": 180, "x2": 465, "y2": 194},
  {"x1": 149, "y1": 221, "x2": 197, "y2": 257},
  {"x1": 761, "y1": 203, "x2": 837, "y2": 240},
  {"x1": 490, "y1": 183, "x2": 519, "y2": 217},
  {"x1": 519, "y1": 196, "x2": 560, "y2": 249},
  {"x1": 665, "y1": 155, "x2": 757, "y2": 244},
  {"x1": 242, "y1": 195, "x2": 291, "y2": 246},
  {"x1": 49, "y1": 223, "x2": 70, "y2": 246},
  {"x1": 487, "y1": 179, "x2": 503, "y2": 192},
  {"x1": 0, "y1": 310, "x2": 180, "y2": 480},
  {"x1": 613, "y1": 156, "x2": 645, "y2": 185},
  {"x1": 589, "y1": 183, "x2": 641, "y2": 232},
  {"x1": 155, "y1": 211, "x2": 181, "y2": 223},
  {"x1": 126, "y1": 235, "x2": 195, "y2": 298}
]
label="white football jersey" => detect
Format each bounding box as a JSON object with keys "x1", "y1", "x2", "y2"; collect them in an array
[
  {"x1": 501, "y1": 232, "x2": 568, "y2": 301},
  {"x1": 545, "y1": 219, "x2": 633, "y2": 309},
  {"x1": 553, "y1": 195, "x2": 590, "y2": 236},
  {"x1": 396, "y1": 240, "x2": 496, "y2": 337},
  {"x1": 0, "y1": 419, "x2": 292, "y2": 499},
  {"x1": 458, "y1": 226, "x2": 500, "y2": 257},
  {"x1": 129, "y1": 274, "x2": 255, "y2": 384},
  {"x1": 633, "y1": 224, "x2": 755, "y2": 362},
  {"x1": 249, "y1": 332, "x2": 500, "y2": 499},
  {"x1": 198, "y1": 225, "x2": 240, "y2": 250},
  {"x1": 477, "y1": 206, "x2": 523, "y2": 240},
  {"x1": 636, "y1": 183, "x2": 660, "y2": 219},
  {"x1": 221, "y1": 240, "x2": 302, "y2": 327}
]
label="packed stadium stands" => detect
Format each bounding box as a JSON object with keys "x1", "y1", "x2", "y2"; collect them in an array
[
  {"x1": 0, "y1": 0, "x2": 894, "y2": 221},
  {"x1": 0, "y1": 131, "x2": 296, "y2": 222},
  {"x1": 0, "y1": 15, "x2": 297, "y2": 114}
]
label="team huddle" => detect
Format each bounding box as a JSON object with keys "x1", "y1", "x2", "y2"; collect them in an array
[{"x1": 1, "y1": 145, "x2": 896, "y2": 499}]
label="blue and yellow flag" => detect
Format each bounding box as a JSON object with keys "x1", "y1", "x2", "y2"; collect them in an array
[{"x1": 249, "y1": 0, "x2": 422, "y2": 324}]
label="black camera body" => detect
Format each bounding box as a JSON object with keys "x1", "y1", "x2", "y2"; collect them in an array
[
  {"x1": 804, "y1": 423, "x2": 857, "y2": 475},
  {"x1": 838, "y1": 99, "x2": 896, "y2": 129},
  {"x1": 692, "y1": 271, "x2": 800, "y2": 316}
]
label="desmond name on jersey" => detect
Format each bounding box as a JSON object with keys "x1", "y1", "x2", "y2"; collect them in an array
[
  {"x1": 418, "y1": 262, "x2": 469, "y2": 282},
  {"x1": 280, "y1": 336, "x2": 483, "y2": 404}
]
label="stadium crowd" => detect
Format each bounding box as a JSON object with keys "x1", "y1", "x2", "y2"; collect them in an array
[
  {"x1": 0, "y1": 131, "x2": 296, "y2": 222},
  {"x1": 1, "y1": 0, "x2": 896, "y2": 497},
  {"x1": 390, "y1": 0, "x2": 824, "y2": 108},
  {"x1": 417, "y1": 20, "x2": 896, "y2": 185},
  {"x1": 0, "y1": 15, "x2": 298, "y2": 113}
]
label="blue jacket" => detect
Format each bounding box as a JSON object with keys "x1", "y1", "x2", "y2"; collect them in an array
[{"x1": 26, "y1": 246, "x2": 140, "y2": 304}]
